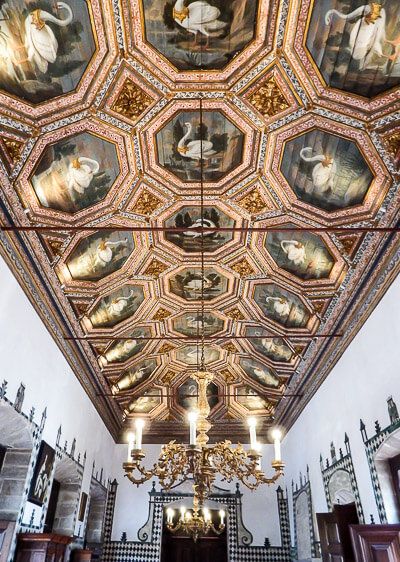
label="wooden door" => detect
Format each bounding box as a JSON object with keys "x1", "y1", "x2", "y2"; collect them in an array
[
  {"x1": 317, "y1": 503, "x2": 359, "y2": 562},
  {"x1": 350, "y1": 524, "x2": 400, "y2": 562},
  {"x1": 161, "y1": 533, "x2": 227, "y2": 562},
  {"x1": 43, "y1": 480, "x2": 60, "y2": 533},
  {"x1": 389, "y1": 454, "x2": 400, "y2": 513}
]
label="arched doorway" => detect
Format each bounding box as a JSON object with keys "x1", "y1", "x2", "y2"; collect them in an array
[{"x1": 374, "y1": 427, "x2": 400, "y2": 523}]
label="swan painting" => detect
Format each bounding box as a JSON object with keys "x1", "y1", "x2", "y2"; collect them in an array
[
  {"x1": 183, "y1": 218, "x2": 217, "y2": 239},
  {"x1": 172, "y1": 0, "x2": 227, "y2": 47},
  {"x1": 177, "y1": 122, "x2": 216, "y2": 162},
  {"x1": 89, "y1": 286, "x2": 144, "y2": 328},
  {"x1": 93, "y1": 238, "x2": 129, "y2": 270},
  {"x1": 300, "y1": 147, "x2": 337, "y2": 194},
  {"x1": 171, "y1": 268, "x2": 223, "y2": 301},
  {"x1": 240, "y1": 358, "x2": 280, "y2": 389},
  {"x1": 24, "y1": 2, "x2": 73, "y2": 73},
  {"x1": 31, "y1": 132, "x2": 120, "y2": 213},
  {"x1": 306, "y1": 0, "x2": 400, "y2": 96},
  {"x1": 265, "y1": 296, "x2": 291, "y2": 318},
  {"x1": 157, "y1": 110, "x2": 243, "y2": 181},
  {"x1": 280, "y1": 240, "x2": 306, "y2": 266},
  {"x1": 174, "y1": 313, "x2": 223, "y2": 336},
  {"x1": 107, "y1": 290, "x2": 136, "y2": 317},
  {"x1": 146, "y1": 0, "x2": 258, "y2": 71},
  {"x1": 65, "y1": 231, "x2": 133, "y2": 282},
  {"x1": 104, "y1": 329, "x2": 149, "y2": 364},
  {"x1": 0, "y1": 0, "x2": 96, "y2": 104},
  {"x1": 325, "y1": 3, "x2": 386, "y2": 70}
]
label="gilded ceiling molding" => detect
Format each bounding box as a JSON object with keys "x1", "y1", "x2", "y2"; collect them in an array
[
  {"x1": 143, "y1": 259, "x2": 168, "y2": 278},
  {"x1": 231, "y1": 258, "x2": 256, "y2": 278}
]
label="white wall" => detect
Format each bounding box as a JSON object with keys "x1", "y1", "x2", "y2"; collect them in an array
[
  {"x1": 110, "y1": 442, "x2": 283, "y2": 546},
  {"x1": 283, "y1": 274, "x2": 400, "y2": 541},
  {"x1": 0, "y1": 256, "x2": 115, "y2": 528}
]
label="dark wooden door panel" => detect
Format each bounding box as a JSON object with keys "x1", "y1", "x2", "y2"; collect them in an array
[
  {"x1": 350, "y1": 525, "x2": 400, "y2": 562},
  {"x1": 317, "y1": 503, "x2": 358, "y2": 562}
]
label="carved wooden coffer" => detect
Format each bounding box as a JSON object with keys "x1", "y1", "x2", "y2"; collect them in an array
[{"x1": 350, "y1": 524, "x2": 400, "y2": 562}]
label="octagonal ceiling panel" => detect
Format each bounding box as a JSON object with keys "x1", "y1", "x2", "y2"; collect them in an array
[
  {"x1": 167, "y1": 266, "x2": 230, "y2": 302},
  {"x1": 124, "y1": 388, "x2": 163, "y2": 416},
  {"x1": 141, "y1": 100, "x2": 260, "y2": 193},
  {"x1": 234, "y1": 385, "x2": 273, "y2": 414},
  {"x1": 99, "y1": 327, "x2": 153, "y2": 367},
  {"x1": 244, "y1": 326, "x2": 295, "y2": 364},
  {"x1": 122, "y1": 0, "x2": 277, "y2": 86},
  {"x1": 175, "y1": 344, "x2": 221, "y2": 366},
  {"x1": 0, "y1": 0, "x2": 116, "y2": 124},
  {"x1": 284, "y1": 0, "x2": 400, "y2": 118},
  {"x1": 83, "y1": 284, "x2": 147, "y2": 329},
  {"x1": 265, "y1": 114, "x2": 391, "y2": 224}
]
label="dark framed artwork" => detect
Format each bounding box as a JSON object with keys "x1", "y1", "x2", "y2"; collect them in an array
[
  {"x1": 28, "y1": 441, "x2": 55, "y2": 506},
  {"x1": 78, "y1": 492, "x2": 88, "y2": 522}
]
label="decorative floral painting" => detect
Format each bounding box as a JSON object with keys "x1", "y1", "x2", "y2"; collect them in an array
[
  {"x1": 265, "y1": 229, "x2": 335, "y2": 280},
  {"x1": 88, "y1": 285, "x2": 144, "y2": 328},
  {"x1": 31, "y1": 132, "x2": 120, "y2": 213},
  {"x1": 103, "y1": 327, "x2": 150, "y2": 364},
  {"x1": 239, "y1": 357, "x2": 280, "y2": 388},
  {"x1": 66, "y1": 231, "x2": 134, "y2": 281},
  {"x1": 169, "y1": 267, "x2": 228, "y2": 301},
  {"x1": 254, "y1": 283, "x2": 310, "y2": 329},
  {"x1": 281, "y1": 129, "x2": 373, "y2": 211},
  {"x1": 0, "y1": 0, "x2": 96, "y2": 104},
  {"x1": 236, "y1": 385, "x2": 270, "y2": 411},
  {"x1": 141, "y1": 0, "x2": 258, "y2": 71},
  {"x1": 306, "y1": 0, "x2": 400, "y2": 97},
  {"x1": 177, "y1": 378, "x2": 219, "y2": 411},
  {"x1": 156, "y1": 111, "x2": 244, "y2": 182},
  {"x1": 165, "y1": 206, "x2": 234, "y2": 252},
  {"x1": 125, "y1": 388, "x2": 161, "y2": 414},
  {"x1": 176, "y1": 344, "x2": 220, "y2": 365},
  {"x1": 245, "y1": 327, "x2": 293, "y2": 363},
  {"x1": 173, "y1": 312, "x2": 224, "y2": 337}
]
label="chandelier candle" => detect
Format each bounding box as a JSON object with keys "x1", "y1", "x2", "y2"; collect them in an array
[
  {"x1": 127, "y1": 432, "x2": 135, "y2": 461},
  {"x1": 134, "y1": 418, "x2": 145, "y2": 450},
  {"x1": 219, "y1": 509, "x2": 225, "y2": 526},
  {"x1": 188, "y1": 411, "x2": 198, "y2": 446},
  {"x1": 247, "y1": 417, "x2": 257, "y2": 450},
  {"x1": 272, "y1": 429, "x2": 282, "y2": 462}
]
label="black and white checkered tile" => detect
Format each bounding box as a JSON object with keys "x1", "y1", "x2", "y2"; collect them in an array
[
  {"x1": 102, "y1": 483, "x2": 291, "y2": 562},
  {"x1": 321, "y1": 438, "x2": 364, "y2": 523},
  {"x1": 292, "y1": 472, "x2": 318, "y2": 559}
]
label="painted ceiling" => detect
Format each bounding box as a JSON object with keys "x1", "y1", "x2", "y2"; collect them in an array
[{"x1": 0, "y1": 0, "x2": 399, "y2": 442}]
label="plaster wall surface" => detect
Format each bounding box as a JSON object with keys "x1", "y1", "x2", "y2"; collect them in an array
[
  {"x1": 0, "y1": 256, "x2": 115, "y2": 529},
  {"x1": 283, "y1": 274, "x2": 400, "y2": 541}
]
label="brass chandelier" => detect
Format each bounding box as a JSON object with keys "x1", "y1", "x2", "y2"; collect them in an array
[
  {"x1": 122, "y1": 98, "x2": 285, "y2": 539},
  {"x1": 165, "y1": 485, "x2": 226, "y2": 543}
]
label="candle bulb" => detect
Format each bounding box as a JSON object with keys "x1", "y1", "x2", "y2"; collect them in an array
[
  {"x1": 247, "y1": 417, "x2": 257, "y2": 450},
  {"x1": 180, "y1": 506, "x2": 186, "y2": 521},
  {"x1": 219, "y1": 509, "x2": 225, "y2": 525},
  {"x1": 134, "y1": 418, "x2": 145, "y2": 450},
  {"x1": 271, "y1": 428, "x2": 282, "y2": 462},
  {"x1": 188, "y1": 411, "x2": 198, "y2": 446},
  {"x1": 127, "y1": 432, "x2": 135, "y2": 461},
  {"x1": 166, "y1": 508, "x2": 174, "y2": 524}
]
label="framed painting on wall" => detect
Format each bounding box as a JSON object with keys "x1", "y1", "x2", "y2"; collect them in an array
[
  {"x1": 78, "y1": 492, "x2": 88, "y2": 522},
  {"x1": 28, "y1": 441, "x2": 55, "y2": 506}
]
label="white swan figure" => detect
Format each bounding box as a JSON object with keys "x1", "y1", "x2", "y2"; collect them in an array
[
  {"x1": 183, "y1": 218, "x2": 217, "y2": 238},
  {"x1": 24, "y1": 2, "x2": 73, "y2": 73},
  {"x1": 260, "y1": 338, "x2": 276, "y2": 354},
  {"x1": 325, "y1": 3, "x2": 386, "y2": 69},
  {"x1": 253, "y1": 367, "x2": 278, "y2": 387},
  {"x1": 121, "y1": 339, "x2": 138, "y2": 354},
  {"x1": 186, "y1": 316, "x2": 204, "y2": 329},
  {"x1": 177, "y1": 122, "x2": 216, "y2": 161},
  {"x1": 67, "y1": 157, "x2": 100, "y2": 195},
  {"x1": 107, "y1": 290, "x2": 135, "y2": 316},
  {"x1": 300, "y1": 147, "x2": 337, "y2": 194},
  {"x1": 280, "y1": 240, "x2": 306, "y2": 266},
  {"x1": 184, "y1": 276, "x2": 213, "y2": 293},
  {"x1": 265, "y1": 296, "x2": 290, "y2": 317},
  {"x1": 94, "y1": 238, "x2": 128, "y2": 268},
  {"x1": 172, "y1": 0, "x2": 227, "y2": 46}
]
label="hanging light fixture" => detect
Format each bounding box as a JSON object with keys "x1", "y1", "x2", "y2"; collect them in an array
[
  {"x1": 165, "y1": 487, "x2": 225, "y2": 543},
  {"x1": 122, "y1": 97, "x2": 285, "y2": 534}
]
